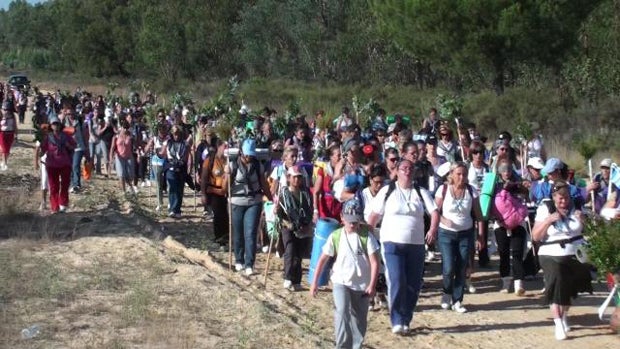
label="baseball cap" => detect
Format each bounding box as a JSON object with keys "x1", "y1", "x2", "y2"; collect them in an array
[
  {"x1": 341, "y1": 199, "x2": 363, "y2": 223},
  {"x1": 49, "y1": 115, "x2": 61, "y2": 125},
  {"x1": 527, "y1": 157, "x2": 544, "y2": 170},
  {"x1": 287, "y1": 165, "x2": 303, "y2": 177},
  {"x1": 241, "y1": 138, "x2": 257, "y2": 157},
  {"x1": 600, "y1": 158, "x2": 612, "y2": 168},
  {"x1": 542, "y1": 157, "x2": 563, "y2": 174}
]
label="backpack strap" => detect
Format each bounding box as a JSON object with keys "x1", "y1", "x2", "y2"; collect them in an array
[
  {"x1": 331, "y1": 226, "x2": 369, "y2": 257},
  {"x1": 383, "y1": 180, "x2": 396, "y2": 204}
]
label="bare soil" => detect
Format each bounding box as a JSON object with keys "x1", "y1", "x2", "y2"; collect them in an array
[{"x1": 0, "y1": 98, "x2": 618, "y2": 349}]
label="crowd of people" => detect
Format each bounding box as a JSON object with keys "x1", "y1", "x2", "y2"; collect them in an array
[{"x1": 3, "y1": 83, "x2": 619, "y2": 346}]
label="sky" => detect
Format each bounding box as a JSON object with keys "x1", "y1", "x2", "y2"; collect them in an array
[{"x1": 0, "y1": 0, "x2": 46, "y2": 10}]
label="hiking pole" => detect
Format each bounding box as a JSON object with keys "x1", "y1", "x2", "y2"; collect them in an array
[
  {"x1": 454, "y1": 118, "x2": 466, "y2": 161},
  {"x1": 227, "y1": 156, "x2": 233, "y2": 271},
  {"x1": 588, "y1": 159, "x2": 595, "y2": 209},
  {"x1": 193, "y1": 164, "x2": 198, "y2": 212}
]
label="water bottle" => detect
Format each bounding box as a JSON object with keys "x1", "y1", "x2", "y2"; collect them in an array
[{"x1": 21, "y1": 325, "x2": 40, "y2": 339}]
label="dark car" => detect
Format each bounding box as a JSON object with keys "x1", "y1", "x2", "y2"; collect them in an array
[{"x1": 7, "y1": 74, "x2": 31, "y2": 91}]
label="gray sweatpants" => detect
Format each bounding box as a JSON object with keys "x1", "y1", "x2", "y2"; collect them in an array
[{"x1": 333, "y1": 283, "x2": 369, "y2": 349}]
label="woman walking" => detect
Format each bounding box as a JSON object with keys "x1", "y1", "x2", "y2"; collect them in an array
[
  {"x1": 435, "y1": 162, "x2": 483, "y2": 313},
  {"x1": 0, "y1": 100, "x2": 18, "y2": 170},
  {"x1": 109, "y1": 120, "x2": 136, "y2": 195},
  {"x1": 161, "y1": 125, "x2": 189, "y2": 218},
  {"x1": 367, "y1": 159, "x2": 439, "y2": 335},
  {"x1": 35, "y1": 116, "x2": 76, "y2": 213},
  {"x1": 200, "y1": 139, "x2": 229, "y2": 245},
  {"x1": 532, "y1": 180, "x2": 592, "y2": 340}
]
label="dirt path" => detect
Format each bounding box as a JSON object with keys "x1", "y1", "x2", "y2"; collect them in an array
[{"x1": 0, "y1": 102, "x2": 618, "y2": 349}]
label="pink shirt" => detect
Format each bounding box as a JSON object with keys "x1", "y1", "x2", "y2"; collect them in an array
[{"x1": 115, "y1": 134, "x2": 133, "y2": 159}]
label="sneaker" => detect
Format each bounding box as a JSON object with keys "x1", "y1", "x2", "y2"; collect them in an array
[
  {"x1": 235, "y1": 263, "x2": 243, "y2": 272},
  {"x1": 145, "y1": 180, "x2": 152, "y2": 187},
  {"x1": 466, "y1": 279, "x2": 477, "y2": 294},
  {"x1": 0, "y1": 163, "x2": 7, "y2": 171},
  {"x1": 168, "y1": 212, "x2": 175, "y2": 217},
  {"x1": 39, "y1": 202, "x2": 47, "y2": 211},
  {"x1": 562, "y1": 316, "x2": 571, "y2": 332},
  {"x1": 283, "y1": 280, "x2": 293, "y2": 289},
  {"x1": 245, "y1": 267, "x2": 253, "y2": 276},
  {"x1": 500, "y1": 277, "x2": 512, "y2": 293},
  {"x1": 140, "y1": 181, "x2": 146, "y2": 188},
  {"x1": 261, "y1": 245, "x2": 269, "y2": 253},
  {"x1": 555, "y1": 324, "x2": 567, "y2": 340},
  {"x1": 59, "y1": 205, "x2": 67, "y2": 213},
  {"x1": 292, "y1": 284, "x2": 302, "y2": 292},
  {"x1": 132, "y1": 186, "x2": 139, "y2": 194},
  {"x1": 425, "y1": 251, "x2": 435, "y2": 262},
  {"x1": 440, "y1": 293, "x2": 451, "y2": 310},
  {"x1": 69, "y1": 187, "x2": 77, "y2": 194},
  {"x1": 452, "y1": 301, "x2": 467, "y2": 313},
  {"x1": 391, "y1": 325, "x2": 403, "y2": 335},
  {"x1": 155, "y1": 205, "x2": 161, "y2": 212},
  {"x1": 402, "y1": 325, "x2": 409, "y2": 334},
  {"x1": 514, "y1": 279, "x2": 525, "y2": 296}
]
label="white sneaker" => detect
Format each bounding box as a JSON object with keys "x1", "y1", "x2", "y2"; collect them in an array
[
  {"x1": 452, "y1": 301, "x2": 467, "y2": 313},
  {"x1": 262, "y1": 245, "x2": 269, "y2": 253},
  {"x1": 132, "y1": 185, "x2": 139, "y2": 194},
  {"x1": 235, "y1": 263, "x2": 243, "y2": 272},
  {"x1": 402, "y1": 325, "x2": 409, "y2": 334},
  {"x1": 391, "y1": 325, "x2": 403, "y2": 334},
  {"x1": 0, "y1": 163, "x2": 7, "y2": 171},
  {"x1": 555, "y1": 323, "x2": 567, "y2": 340},
  {"x1": 59, "y1": 205, "x2": 67, "y2": 213},
  {"x1": 155, "y1": 205, "x2": 161, "y2": 212},
  {"x1": 514, "y1": 280, "x2": 525, "y2": 296},
  {"x1": 168, "y1": 212, "x2": 175, "y2": 217},
  {"x1": 562, "y1": 316, "x2": 571, "y2": 332},
  {"x1": 245, "y1": 267, "x2": 253, "y2": 276},
  {"x1": 283, "y1": 280, "x2": 292, "y2": 289},
  {"x1": 440, "y1": 294, "x2": 451, "y2": 310},
  {"x1": 425, "y1": 251, "x2": 435, "y2": 262},
  {"x1": 145, "y1": 180, "x2": 152, "y2": 187},
  {"x1": 39, "y1": 202, "x2": 47, "y2": 211},
  {"x1": 140, "y1": 181, "x2": 146, "y2": 188}
]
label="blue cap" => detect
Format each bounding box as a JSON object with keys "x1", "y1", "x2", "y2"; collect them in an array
[
  {"x1": 241, "y1": 138, "x2": 257, "y2": 157},
  {"x1": 542, "y1": 157, "x2": 562, "y2": 175}
]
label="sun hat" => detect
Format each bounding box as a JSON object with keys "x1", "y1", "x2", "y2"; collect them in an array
[
  {"x1": 241, "y1": 138, "x2": 257, "y2": 157},
  {"x1": 527, "y1": 157, "x2": 544, "y2": 170},
  {"x1": 600, "y1": 158, "x2": 612, "y2": 168},
  {"x1": 341, "y1": 199, "x2": 363, "y2": 223}
]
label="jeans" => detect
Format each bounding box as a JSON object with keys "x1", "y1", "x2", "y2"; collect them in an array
[
  {"x1": 89, "y1": 142, "x2": 101, "y2": 173},
  {"x1": 382, "y1": 242, "x2": 425, "y2": 327},
  {"x1": 71, "y1": 149, "x2": 84, "y2": 189},
  {"x1": 495, "y1": 226, "x2": 526, "y2": 280},
  {"x1": 152, "y1": 164, "x2": 165, "y2": 206},
  {"x1": 231, "y1": 203, "x2": 262, "y2": 269},
  {"x1": 438, "y1": 227, "x2": 474, "y2": 303},
  {"x1": 166, "y1": 170, "x2": 184, "y2": 214},
  {"x1": 333, "y1": 283, "x2": 369, "y2": 349}
]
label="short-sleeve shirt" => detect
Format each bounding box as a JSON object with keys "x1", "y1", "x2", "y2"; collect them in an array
[
  {"x1": 535, "y1": 203, "x2": 584, "y2": 257},
  {"x1": 322, "y1": 230, "x2": 380, "y2": 291},
  {"x1": 371, "y1": 183, "x2": 437, "y2": 245},
  {"x1": 436, "y1": 184, "x2": 478, "y2": 232}
]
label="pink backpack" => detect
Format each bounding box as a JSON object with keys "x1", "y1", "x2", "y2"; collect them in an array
[{"x1": 492, "y1": 188, "x2": 528, "y2": 229}]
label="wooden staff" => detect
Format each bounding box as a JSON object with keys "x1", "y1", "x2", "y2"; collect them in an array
[
  {"x1": 263, "y1": 222, "x2": 275, "y2": 287},
  {"x1": 227, "y1": 156, "x2": 233, "y2": 271}
]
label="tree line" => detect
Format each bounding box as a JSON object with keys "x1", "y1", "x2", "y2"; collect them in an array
[{"x1": 1, "y1": 0, "x2": 620, "y2": 102}]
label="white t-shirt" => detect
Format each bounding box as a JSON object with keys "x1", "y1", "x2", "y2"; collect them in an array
[
  {"x1": 535, "y1": 203, "x2": 584, "y2": 257},
  {"x1": 436, "y1": 184, "x2": 477, "y2": 232},
  {"x1": 270, "y1": 164, "x2": 310, "y2": 191},
  {"x1": 467, "y1": 163, "x2": 487, "y2": 193},
  {"x1": 361, "y1": 187, "x2": 378, "y2": 223},
  {"x1": 371, "y1": 183, "x2": 437, "y2": 245},
  {"x1": 322, "y1": 229, "x2": 380, "y2": 291}
]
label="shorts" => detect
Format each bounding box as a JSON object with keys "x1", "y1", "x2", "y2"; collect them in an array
[{"x1": 115, "y1": 156, "x2": 135, "y2": 180}]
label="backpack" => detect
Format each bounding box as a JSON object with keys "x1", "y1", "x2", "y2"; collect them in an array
[
  {"x1": 331, "y1": 226, "x2": 370, "y2": 257},
  {"x1": 383, "y1": 180, "x2": 424, "y2": 205},
  {"x1": 47, "y1": 132, "x2": 73, "y2": 157},
  {"x1": 492, "y1": 188, "x2": 528, "y2": 230}
]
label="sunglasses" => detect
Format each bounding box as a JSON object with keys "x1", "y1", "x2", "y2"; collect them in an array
[
  {"x1": 498, "y1": 147, "x2": 508, "y2": 151},
  {"x1": 471, "y1": 150, "x2": 482, "y2": 154},
  {"x1": 388, "y1": 157, "x2": 400, "y2": 162}
]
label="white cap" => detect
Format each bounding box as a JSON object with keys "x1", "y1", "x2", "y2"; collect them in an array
[
  {"x1": 600, "y1": 158, "x2": 612, "y2": 168},
  {"x1": 105, "y1": 107, "x2": 113, "y2": 118},
  {"x1": 527, "y1": 157, "x2": 544, "y2": 170}
]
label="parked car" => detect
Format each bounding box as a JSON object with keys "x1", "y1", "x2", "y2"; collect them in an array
[{"x1": 7, "y1": 74, "x2": 31, "y2": 91}]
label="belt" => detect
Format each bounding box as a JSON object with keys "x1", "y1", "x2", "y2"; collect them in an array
[{"x1": 540, "y1": 235, "x2": 584, "y2": 248}]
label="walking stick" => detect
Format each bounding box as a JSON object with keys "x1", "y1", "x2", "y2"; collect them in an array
[
  {"x1": 227, "y1": 156, "x2": 233, "y2": 271},
  {"x1": 263, "y1": 227, "x2": 275, "y2": 287},
  {"x1": 588, "y1": 159, "x2": 596, "y2": 208},
  {"x1": 454, "y1": 118, "x2": 466, "y2": 162}
]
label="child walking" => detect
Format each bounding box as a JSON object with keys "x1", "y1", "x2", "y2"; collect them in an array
[{"x1": 309, "y1": 199, "x2": 380, "y2": 349}]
